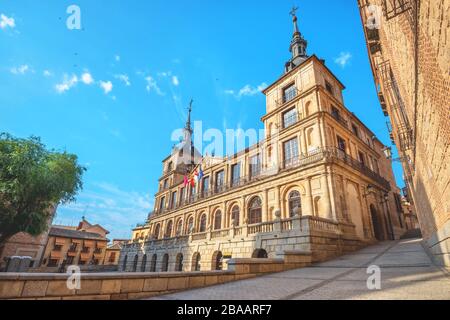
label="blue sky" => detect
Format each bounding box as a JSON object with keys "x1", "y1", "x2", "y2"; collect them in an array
[{"x1": 0, "y1": 0, "x2": 404, "y2": 241}]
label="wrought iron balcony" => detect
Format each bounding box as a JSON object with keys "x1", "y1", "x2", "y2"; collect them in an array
[{"x1": 143, "y1": 147, "x2": 391, "y2": 224}]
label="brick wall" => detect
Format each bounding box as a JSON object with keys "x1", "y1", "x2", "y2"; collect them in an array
[{"x1": 358, "y1": 0, "x2": 450, "y2": 265}]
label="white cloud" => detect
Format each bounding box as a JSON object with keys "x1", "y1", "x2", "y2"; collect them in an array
[
  {"x1": 58, "y1": 182, "x2": 152, "y2": 240},
  {"x1": 157, "y1": 71, "x2": 172, "y2": 77},
  {"x1": 225, "y1": 82, "x2": 268, "y2": 99},
  {"x1": 115, "y1": 55, "x2": 120, "y2": 62},
  {"x1": 55, "y1": 74, "x2": 78, "y2": 93},
  {"x1": 145, "y1": 76, "x2": 165, "y2": 96},
  {"x1": 114, "y1": 74, "x2": 131, "y2": 86},
  {"x1": 334, "y1": 52, "x2": 352, "y2": 68},
  {"x1": 10, "y1": 65, "x2": 30, "y2": 75},
  {"x1": 43, "y1": 70, "x2": 53, "y2": 77},
  {"x1": 0, "y1": 14, "x2": 15, "y2": 30},
  {"x1": 99, "y1": 80, "x2": 113, "y2": 94},
  {"x1": 81, "y1": 72, "x2": 94, "y2": 85},
  {"x1": 172, "y1": 75, "x2": 179, "y2": 86}
]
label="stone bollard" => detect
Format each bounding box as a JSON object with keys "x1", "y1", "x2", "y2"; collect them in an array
[
  {"x1": 18, "y1": 256, "x2": 32, "y2": 272},
  {"x1": 5, "y1": 256, "x2": 21, "y2": 272}
]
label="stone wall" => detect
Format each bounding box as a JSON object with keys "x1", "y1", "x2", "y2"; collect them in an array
[
  {"x1": 358, "y1": 0, "x2": 450, "y2": 266},
  {"x1": 0, "y1": 256, "x2": 311, "y2": 300}
]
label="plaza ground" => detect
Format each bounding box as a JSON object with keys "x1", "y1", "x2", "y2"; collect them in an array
[{"x1": 149, "y1": 238, "x2": 450, "y2": 300}]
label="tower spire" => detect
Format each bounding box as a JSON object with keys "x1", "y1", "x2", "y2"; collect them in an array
[
  {"x1": 285, "y1": 6, "x2": 308, "y2": 73},
  {"x1": 185, "y1": 98, "x2": 193, "y2": 134}
]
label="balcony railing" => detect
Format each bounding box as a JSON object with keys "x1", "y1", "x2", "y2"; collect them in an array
[
  {"x1": 145, "y1": 147, "x2": 390, "y2": 221},
  {"x1": 124, "y1": 216, "x2": 356, "y2": 250}
]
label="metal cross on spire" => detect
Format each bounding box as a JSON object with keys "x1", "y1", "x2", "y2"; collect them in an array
[{"x1": 290, "y1": 6, "x2": 298, "y2": 18}]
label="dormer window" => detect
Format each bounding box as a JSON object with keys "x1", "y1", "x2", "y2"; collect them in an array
[
  {"x1": 167, "y1": 161, "x2": 173, "y2": 172},
  {"x1": 351, "y1": 124, "x2": 359, "y2": 138}
]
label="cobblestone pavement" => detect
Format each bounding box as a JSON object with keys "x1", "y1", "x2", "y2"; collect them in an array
[{"x1": 148, "y1": 239, "x2": 450, "y2": 300}]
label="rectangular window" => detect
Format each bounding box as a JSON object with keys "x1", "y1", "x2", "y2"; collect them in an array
[
  {"x1": 163, "y1": 179, "x2": 169, "y2": 189},
  {"x1": 351, "y1": 124, "x2": 359, "y2": 138},
  {"x1": 215, "y1": 171, "x2": 224, "y2": 192},
  {"x1": 170, "y1": 191, "x2": 177, "y2": 209},
  {"x1": 325, "y1": 80, "x2": 334, "y2": 95},
  {"x1": 202, "y1": 176, "x2": 210, "y2": 195},
  {"x1": 358, "y1": 151, "x2": 366, "y2": 166},
  {"x1": 179, "y1": 187, "x2": 185, "y2": 205},
  {"x1": 109, "y1": 252, "x2": 116, "y2": 262},
  {"x1": 283, "y1": 108, "x2": 297, "y2": 129},
  {"x1": 331, "y1": 106, "x2": 340, "y2": 119},
  {"x1": 284, "y1": 137, "x2": 299, "y2": 167},
  {"x1": 231, "y1": 163, "x2": 241, "y2": 186},
  {"x1": 249, "y1": 154, "x2": 261, "y2": 179},
  {"x1": 283, "y1": 84, "x2": 297, "y2": 103},
  {"x1": 337, "y1": 135, "x2": 347, "y2": 153},
  {"x1": 159, "y1": 196, "x2": 165, "y2": 212}
]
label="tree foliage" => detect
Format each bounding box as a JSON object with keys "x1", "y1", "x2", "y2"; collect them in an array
[{"x1": 0, "y1": 133, "x2": 86, "y2": 245}]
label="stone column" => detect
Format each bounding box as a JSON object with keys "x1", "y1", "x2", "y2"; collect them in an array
[
  {"x1": 304, "y1": 177, "x2": 313, "y2": 216},
  {"x1": 301, "y1": 130, "x2": 308, "y2": 155},
  {"x1": 221, "y1": 203, "x2": 226, "y2": 229},
  {"x1": 327, "y1": 171, "x2": 338, "y2": 221},
  {"x1": 263, "y1": 189, "x2": 269, "y2": 222},
  {"x1": 321, "y1": 174, "x2": 332, "y2": 219}
]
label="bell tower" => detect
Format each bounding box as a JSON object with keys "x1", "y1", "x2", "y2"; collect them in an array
[{"x1": 285, "y1": 6, "x2": 308, "y2": 73}]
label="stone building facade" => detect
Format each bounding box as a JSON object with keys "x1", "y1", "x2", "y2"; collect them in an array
[
  {"x1": 119, "y1": 10, "x2": 407, "y2": 272},
  {"x1": 358, "y1": 0, "x2": 449, "y2": 265},
  {"x1": 39, "y1": 218, "x2": 109, "y2": 271}
]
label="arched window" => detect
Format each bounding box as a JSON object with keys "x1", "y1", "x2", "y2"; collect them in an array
[
  {"x1": 186, "y1": 216, "x2": 194, "y2": 234},
  {"x1": 231, "y1": 206, "x2": 240, "y2": 226},
  {"x1": 199, "y1": 214, "x2": 207, "y2": 232},
  {"x1": 214, "y1": 210, "x2": 222, "y2": 230},
  {"x1": 161, "y1": 254, "x2": 169, "y2": 272},
  {"x1": 212, "y1": 251, "x2": 223, "y2": 270},
  {"x1": 165, "y1": 220, "x2": 173, "y2": 238},
  {"x1": 150, "y1": 254, "x2": 157, "y2": 272},
  {"x1": 132, "y1": 255, "x2": 138, "y2": 272},
  {"x1": 191, "y1": 252, "x2": 201, "y2": 271},
  {"x1": 175, "y1": 253, "x2": 183, "y2": 271},
  {"x1": 141, "y1": 254, "x2": 147, "y2": 272},
  {"x1": 248, "y1": 197, "x2": 262, "y2": 224},
  {"x1": 288, "y1": 190, "x2": 302, "y2": 217},
  {"x1": 176, "y1": 219, "x2": 183, "y2": 236},
  {"x1": 154, "y1": 224, "x2": 161, "y2": 239},
  {"x1": 122, "y1": 255, "x2": 127, "y2": 271}
]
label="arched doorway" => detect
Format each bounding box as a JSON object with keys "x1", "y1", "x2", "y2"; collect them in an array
[
  {"x1": 175, "y1": 253, "x2": 183, "y2": 271},
  {"x1": 212, "y1": 251, "x2": 223, "y2": 270},
  {"x1": 248, "y1": 197, "x2": 262, "y2": 224},
  {"x1": 150, "y1": 254, "x2": 157, "y2": 272},
  {"x1": 141, "y1": 254, "x2": 147, "y2": 272},
  {"x1": 370, "y1": 204, "x2": 384, "y2": 241},
  {"x1": 161, "y1": 253, "x2": 169, "y2": 272},
  {"x1": 191, "y1": 252, "x2": 201, "y2": 271},
  {"x1": 252, "y1": 249, "x2": 268, "y2": 258}
]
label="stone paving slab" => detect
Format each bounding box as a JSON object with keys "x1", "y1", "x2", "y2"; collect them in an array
[{"x1": 146, "y1": 239, "x2": 450, "y2": 300}]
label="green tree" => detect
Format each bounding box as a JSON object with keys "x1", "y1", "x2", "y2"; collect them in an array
[{"x1": 0, "y1": 133, "x2": 86, "y2": 246}]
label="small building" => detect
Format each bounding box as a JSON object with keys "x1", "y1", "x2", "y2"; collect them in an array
[
  {"x1": 104, "y1": 239, "x2": 129, "y2": 265},
  {"x1": 39, "y1": 218, "x2": 109, "y2": 270}
]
